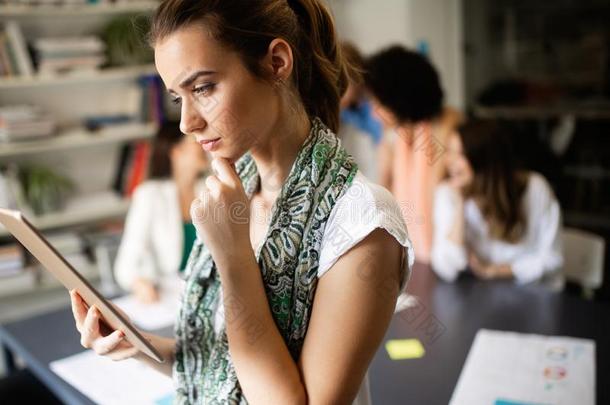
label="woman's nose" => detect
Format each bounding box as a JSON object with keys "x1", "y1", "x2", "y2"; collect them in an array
[{"x1": 180, "y1": 100, "x2": 207, "y2": 136}]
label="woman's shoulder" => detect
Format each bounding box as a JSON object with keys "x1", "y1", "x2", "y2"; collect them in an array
[
  {"x1": 131, "y1": 179, "x2": 176, "y2": 203},
  {"x1": 525, "y1": 171, "x2": 552, "y2": 191},
  {"x1": 338, "y1": 172, "x2": 407, "y2": 233},
  {"x1": 521, "y1": 171, "x2": 559, "y2": 214},
  {"x1": 524, "y1": 171, "x2": 556, "y2": 201},
  {"x1": 435, "y1": 180, "x2": 455, "y2": 197},
  {"x1": 318, "y1": 171, "x2": 414, "y2": 279}
]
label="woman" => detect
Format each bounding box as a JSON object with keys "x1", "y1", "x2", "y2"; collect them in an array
[
  {"x1": 431, "y1": 120, "x2": 563, "y2": 286},
  {"x1": 114, "y1": 121, "x2": 209, "y2": 303},
  {"x1": 365, "y1": 45, "x2": 461, "y2": 265},
  {"x1": 69, "y1": 1, "x2": 413, "y2": 404}
]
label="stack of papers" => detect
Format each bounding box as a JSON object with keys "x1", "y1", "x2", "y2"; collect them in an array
[
  {"x1": 50, "y1": 351, "x2": 174, "y2": 405},
  {"x1": 450, "y1": 329, "x2": 595, "y2": 405},
  {"x1": 111, "y1": 276, "x2": 184, "y2": 331}
]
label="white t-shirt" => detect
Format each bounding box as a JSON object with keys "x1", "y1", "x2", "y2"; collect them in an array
[
  {"x1": 431, "y1": 172, "x2": 563, "y2": 285},
  {"x1": 213, "y1": 171, "x2": 414, "y2": 405}
]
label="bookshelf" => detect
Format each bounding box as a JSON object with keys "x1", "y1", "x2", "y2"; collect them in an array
[
  {"x1": 0, "y1": 3, "x2": 161, "y2": 313},
  {"x1": 0, "y1": 1, "x2": 158, "y2": 17},
  {"x1": 0, "y1": 191, "x2": 131, "y2": 238},
  {"x1": 0, "y1": 121, "x2": 156, "y2": 157},
  {"x1": 0, "y1": 64, "x2": 156, "y2": 89}
]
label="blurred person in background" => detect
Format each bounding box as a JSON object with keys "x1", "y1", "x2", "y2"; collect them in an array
[
  {"x1": 338, "y1": 41, "x2": 383, "y2": 181},
  {"x1": 431, "y1": 120, "x2": 563, "y2": 287},
  {"x1": 365, "y1": 45, "x2": 461, "y2": 264},
  {"x1": 114, "y1": 120, "x2": 209, "y2": 302}
]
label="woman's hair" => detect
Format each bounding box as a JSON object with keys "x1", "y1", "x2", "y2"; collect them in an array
[
  {"x1": 365, "y1": 45, "x2": 443, "y2": 123},
  {"x1": 148, "y1": 120, "x2": 183, "y2": 179},
  {"x1": 459, "y1": 120, "x2": 528, "y2": 243},
  {"x1": 148, "y1": 0, "x2": 356, "y2": 133}
]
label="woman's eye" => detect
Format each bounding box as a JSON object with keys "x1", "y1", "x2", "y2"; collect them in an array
[
  {"x1": 194, "y1": 83, "x2": 215, "y2": 96},
  {"x1": 171, "y1": 97, "x2": 182, "y2": 105}
]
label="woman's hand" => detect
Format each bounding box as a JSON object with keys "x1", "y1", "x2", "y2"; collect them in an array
[
  {"x1": 469, "y1": 254, "x2": 513, "y2": 280},
  {"x1": 190, "y1": 158, "x2": 252, "y2": 271},
  {"x1": 69, "y1": 289, "x2": 140, "y2": 361},
  {"x1": 132, "y1": 277, "x2": 159, "y2": 304}
]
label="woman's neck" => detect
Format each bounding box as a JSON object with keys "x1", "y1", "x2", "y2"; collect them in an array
[{"x1": 249, "y1": 110, "x2": 311, "y2": 202}]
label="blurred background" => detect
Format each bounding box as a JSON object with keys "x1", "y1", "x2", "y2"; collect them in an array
[{"x1": 0, "y1": 0, "x2": 609, "y2": 400}]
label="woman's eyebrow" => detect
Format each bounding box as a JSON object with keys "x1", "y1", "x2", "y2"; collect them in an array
[{"x1": 168, "y1": 70, "x2": 217, "y2": 93}]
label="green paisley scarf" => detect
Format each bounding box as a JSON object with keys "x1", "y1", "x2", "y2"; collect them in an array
[{"x1": 174, "y1": 117, "x2": 358, "y2": 404}]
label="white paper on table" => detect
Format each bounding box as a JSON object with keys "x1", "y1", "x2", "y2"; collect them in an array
[
  {"x1": 450, "y1": 329, "x2": 595, "y2": 405},
  {"x1": 111, "y1": 276, "x2": 185, "y2": 331},
  {"x1": 50, "y1": 350, "x2": 174, "y2": 405}
]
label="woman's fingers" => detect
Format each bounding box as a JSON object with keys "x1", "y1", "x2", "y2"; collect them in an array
[
  {"x1": 91, "y1": 330, "x2": 125, "y2": 355},
  {"x1": 80, "y1": 305, "x2": 101, "y2": 348},
  {"x1": 211, "y1": 158, "x2": 239, "y2": 188},
  {"x1": 69, "y1": 290, "x2": 140, "y2": 361},
  {"x1": 69, "y1": 289, "x2": 87, "y2": 332}
]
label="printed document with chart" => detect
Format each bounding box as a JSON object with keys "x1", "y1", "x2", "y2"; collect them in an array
[{"x1": 450, "y1": 329, "x2": 595, "y2": 405}]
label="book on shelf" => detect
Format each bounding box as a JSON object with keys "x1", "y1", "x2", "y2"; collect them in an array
[
  {"x1": 110, "y1": 74, "x2": 163, "y2": 198},
  {"x1": 125, "y1": 141, "x2": 150, "y2": 197},
  {"x1": 1, "y1": 20, "x2": 34, "y2": 77},
  {"x1": 0, "y1": 243, "x2": 25, "y2": 278},
  {"x1": 0, "y1": 164, "x2": 23, "y2": 210},
  {"x1": 0, "y1": 32, "x2": 14, "y2": 77},
  {"x1": 33, "y1": 35, "x2": 106, "y2": 75},
  {"x1": 0, "y1": 104, "x2": 56, "y2": 142}
]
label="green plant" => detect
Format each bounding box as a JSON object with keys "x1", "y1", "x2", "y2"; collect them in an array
[
  {"x1": 18, "y1": 166, "x2": 74, "y2": 215},
  {"x1": 101, "y1": 15, "x2": 153, "y2": 67}
]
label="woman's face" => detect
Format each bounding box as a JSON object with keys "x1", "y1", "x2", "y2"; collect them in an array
[
  {"x1": 154, "y1": 25, "x2": 281, "y2": 164},
  {"x1": 445, "y1": 132, "x2": 473, "y2": 189}
]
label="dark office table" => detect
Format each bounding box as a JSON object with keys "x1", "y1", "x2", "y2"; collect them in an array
[
  {"x1": 369, "y1": 264, "x2": 610, "y2": 404},
  {"x1": 1, "y1": 265, "x2": 609, "y2": 405}
]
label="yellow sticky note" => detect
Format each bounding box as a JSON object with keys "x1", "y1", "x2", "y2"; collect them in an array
[{"x1": 385, "y1": 339, "x2": 425, "y2": 360}]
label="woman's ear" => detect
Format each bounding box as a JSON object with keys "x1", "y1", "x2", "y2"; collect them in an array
[{"x1": 264, "y1": 38, "x2": 294, "y2": 81}]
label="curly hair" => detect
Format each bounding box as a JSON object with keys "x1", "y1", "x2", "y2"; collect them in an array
[{"x1": 365, "y1": 45, "x2": 444, "y2": 123}]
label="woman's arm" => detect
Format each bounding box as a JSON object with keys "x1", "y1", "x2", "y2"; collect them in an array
[{"x1": 219, "y1": 229, "x2": 402, "y2": 404}]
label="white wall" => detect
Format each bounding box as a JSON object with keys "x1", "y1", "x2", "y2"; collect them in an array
[{"x1": 328, "y1": 0, "x2": 465, "y2": 111}]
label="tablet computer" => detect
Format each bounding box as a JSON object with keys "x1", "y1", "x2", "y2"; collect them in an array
[{"x1": 0, "y1": 208, "x2": 165, "y2": 363}]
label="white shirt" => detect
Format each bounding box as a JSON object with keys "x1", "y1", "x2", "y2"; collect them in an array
[
  {"x1": 431, "y1": 172, "x2": 563, "y2": 285},
  {"x1": 213, "y1": 171, "x2": 414, "y2": 405},
  {"x1": 114, "y1": 179, "x2": 206, "y2": 290}
]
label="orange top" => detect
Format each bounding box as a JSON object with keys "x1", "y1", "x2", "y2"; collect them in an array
[{"x1": 389, "y1": 108, "x2": 462, "y2": 264}]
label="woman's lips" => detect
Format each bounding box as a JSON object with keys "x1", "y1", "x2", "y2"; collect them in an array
[{"x1": 198, "y1": 138, "x2": 221, "y2": 151}]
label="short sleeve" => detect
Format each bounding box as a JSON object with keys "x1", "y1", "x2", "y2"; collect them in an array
[{"x1": 318, "y1": 172, "x2": 415, "y2": 290}]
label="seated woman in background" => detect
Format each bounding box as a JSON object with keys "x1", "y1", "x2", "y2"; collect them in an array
[
  {"x1": 431, "y1": 120, "x2": 563, "y2": 286},
  {"x1": 114, "y1": 121, "x2": 209, "y2": 302}
]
